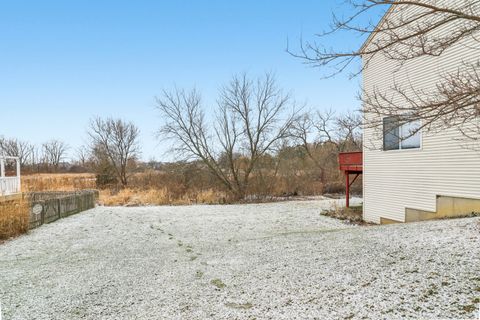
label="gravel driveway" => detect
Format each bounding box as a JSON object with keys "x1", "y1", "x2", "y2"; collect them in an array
[{"x1": 0, "y1": 199, "x2": 479, "y2": 320}]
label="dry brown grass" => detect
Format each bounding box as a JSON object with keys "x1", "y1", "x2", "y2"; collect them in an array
[
  {"x1": 22, "y1": 173, "x2": 96, "y2": 192},
  {"x1": 0, "y1": 198, "x2": 30, "y2": 240},
  {"x1": 21, "y1": 173, "x2": 229, "y2": 206},
  {"x1": 19, "y1": 171, "x2": 355, "y2": 207},
  {"x1": 99, "y1": 188, "x2": 227, "y2": 206}
]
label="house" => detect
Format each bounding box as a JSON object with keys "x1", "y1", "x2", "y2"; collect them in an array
[
  {"x1": 361, "y1": 3, "x2": 480, "y2": 224},
  {"x1": 0, "y1": 156, "x2": 21, "y2": 197}
]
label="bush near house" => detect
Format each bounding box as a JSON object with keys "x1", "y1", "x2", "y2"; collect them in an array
[{"x1": 321, "y1": 205, "x2": 365, "y2": 225}]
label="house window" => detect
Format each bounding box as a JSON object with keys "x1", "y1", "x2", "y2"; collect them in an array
[{"x1": 383, "y1": 116, "x2": 421, "y2": 150}]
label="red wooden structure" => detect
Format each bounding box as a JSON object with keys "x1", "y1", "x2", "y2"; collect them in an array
[{"x1": 338, "y1": 152, "x2": 363, "y2": 207}]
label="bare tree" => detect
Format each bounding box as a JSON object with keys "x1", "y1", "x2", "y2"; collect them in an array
[
  {"x1": 335, "y1": 111, "x2": 363, "y2": 149},
  {"x1": 292, "y1": 110, "x2": 362, "y2": 184},
  {"x1": 0, "y1": 137, "x2": 34, "y2": 168},
  {"x1": 30, "y1": 145, "x2": 42, "y2": 173},
  {"x1": 88, "y1": 117, "x2": 141, "y2": 187},
  {"x1": 290, "y1": 1, "x2": 480, "y2": 139},
  {"x1": 75, "y1": 145, "x2": 90, "y2": 168},
  {"x1": 42, "y1": 140, "x2": 69, "y2": 171},
  {"x1": 156, "y1": 73, "x2": 298, "y2": 200}
]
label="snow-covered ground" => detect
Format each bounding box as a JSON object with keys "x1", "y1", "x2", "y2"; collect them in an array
[{"x1": 0, "y1": 198, "x2": 479, "y2": 320}]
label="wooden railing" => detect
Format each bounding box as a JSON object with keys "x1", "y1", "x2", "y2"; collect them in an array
[
  {"x1": 0, "y1": 176, "x2": 21, "y2": 196},
  {"x1": 0, "y1": 156, "x2": 21, "y2": 196},
  {"x1": 338, "y1": 151, "x2": 363, "y2": 172}
]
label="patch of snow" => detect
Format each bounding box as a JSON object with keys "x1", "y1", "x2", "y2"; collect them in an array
[{"x1": 0, "y1": 198, "x2": 478, "y2": 319}]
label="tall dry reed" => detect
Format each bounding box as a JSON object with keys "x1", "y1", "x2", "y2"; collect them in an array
[
  {"x1": 0, "y1": 198, "x2": 30, "y2": 240},
  {"x1": 99, "y1": 188, "x2": 227, "y2": 206},
  {"x1": 21, "y1": 173, "x2": 96, "y2": 192}
]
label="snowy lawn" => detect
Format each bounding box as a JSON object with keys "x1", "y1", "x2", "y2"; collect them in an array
[{"x1": 0, "y1": 198, "x2": 479, "y2": 320}]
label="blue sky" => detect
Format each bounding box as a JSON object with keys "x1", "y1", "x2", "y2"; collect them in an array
[{"x1": 0, "y1": 0, "x2": 369, "y2": 161}]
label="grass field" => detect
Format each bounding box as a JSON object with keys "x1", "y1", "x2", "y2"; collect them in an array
[
  {"x1": 20, "y1": 173, "x2": 226, "y2": 206},
  {"x1": 98, "y1": 187, "x2": 226, "y2": 206},
  {"x1": 21, "y1": 173, "x2": 96, "y2": 192}
]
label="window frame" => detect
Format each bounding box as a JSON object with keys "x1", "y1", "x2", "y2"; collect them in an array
[{"x1": 382, "y1": 116, "x2": 422, "y2": 151}]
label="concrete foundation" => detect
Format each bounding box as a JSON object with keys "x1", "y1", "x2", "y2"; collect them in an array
[{"x1": 404, "y1": 196, "x2": 480, "y2": 223}]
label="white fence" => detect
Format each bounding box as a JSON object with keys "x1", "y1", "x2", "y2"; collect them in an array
[{"x1": 0, "y1": 156, "x2": 21, "y2": 196}]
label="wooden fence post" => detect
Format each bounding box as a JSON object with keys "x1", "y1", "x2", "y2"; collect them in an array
[{"x1": 41, "y1": 202, "x2": 45, "y2": 225}]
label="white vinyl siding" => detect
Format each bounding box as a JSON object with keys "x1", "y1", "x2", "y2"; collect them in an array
[{"x1": 362, "y1": 2, "x2": 480, "y2": 223}]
